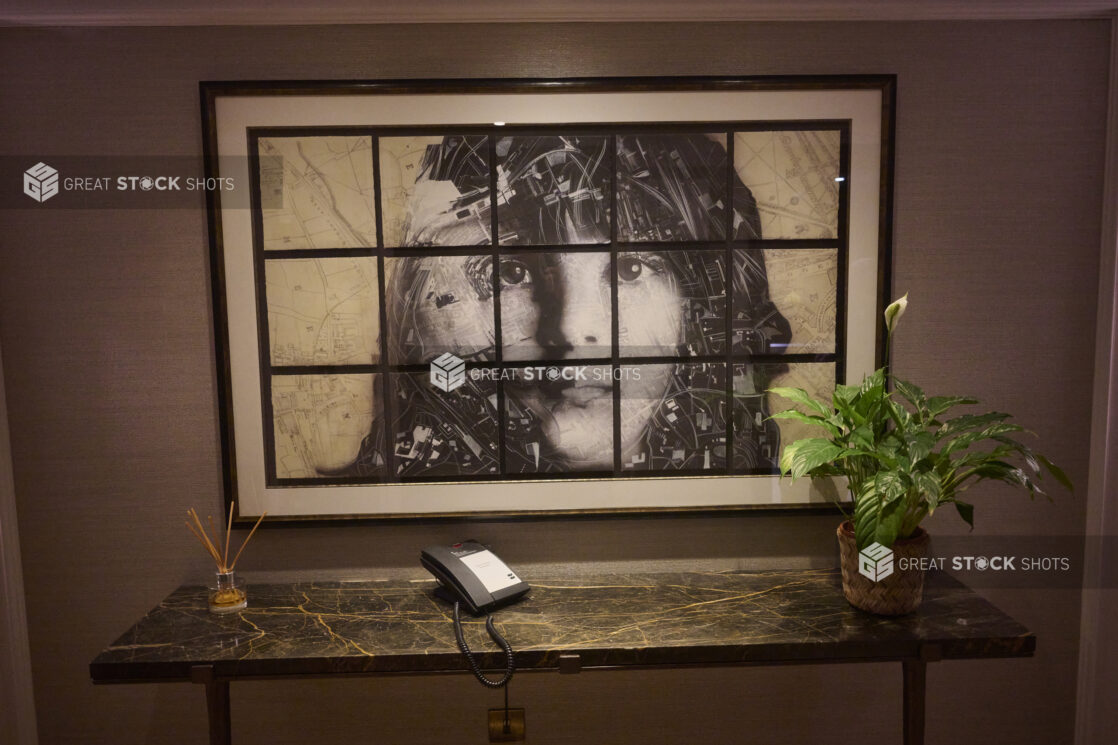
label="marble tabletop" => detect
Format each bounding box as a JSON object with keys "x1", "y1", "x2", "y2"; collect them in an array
[{"x1": 90, "y1": 569, "x2": 1034, "y2": 683}]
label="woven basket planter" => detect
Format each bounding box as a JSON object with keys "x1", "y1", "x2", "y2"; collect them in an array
[{"x1": 836, "y1": 521, "x2": 929, "y2": 616}]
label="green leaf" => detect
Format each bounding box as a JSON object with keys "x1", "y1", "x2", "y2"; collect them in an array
[
  {"x1": 768, "y1": 386, "x2": 832, "y2": 419},
  {"x1": 874, "y1": 497, "x2": 906, "y2": 549},
  {"x1": 970, "y1": 460, "x2": 1043, "y2": 497},
  {"x1": 779, "y1": 438, "x2": 845, "y2": 479},
  {"x1": 893, "y1": 378, "x2": 927, "y2": 412},
  {"x1": 853, "y1": 484, "x2": 880, "y2": 550},
  {"x1": 873, "y1": 470, "x2": 909, "y2": 500},
  {"x1": 937, "y1": 412, "x2": 1011, "y2": 440},
  {"x1": 768, "y1": 409, "x2": 842, "y2": 437},
  {"x1": 954, "y1": 500, "x2": 975, "y2": 529},
  {"x1": 855, "y1": 472, "x2": 906, "y2": 549},
  {"x1": 927, "y1": 395, "x2": 978, "y2": 419},
  {"x1": 901, "y1": 431, "x2": 936, "y2": 464},
  {"x1": 870, "y1": 435, "x2": 902, "y2": 469},
  {"x1": 950, "y1": 446, "x2": 1015, "y2": 471},
  {"x1": 1037, "y1": 453, "x2": 1073, "y2": 491},
  {"x1": 859, "y1": 368, "x2": 886, "y2": 398},
  {"x1": 832, "y1": 390, "x2": 858, "y2": 427},
  {"x1": 833, "y1": 383, "x2": 861, "y2": 404},
  {"x1": 886, "y1": 398, "x2": 911, "y2": 429},
  {"x1": 913, "y1": 471, "x2": 942, "y2": 511},
  {"x1": 942, "y1": 423, "x2": 1026, "y2": 455},
  {"x1": 849, "y1": 424, "x2": 875, "y2": 451}
]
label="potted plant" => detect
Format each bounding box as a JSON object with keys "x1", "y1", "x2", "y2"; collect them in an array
[{"x1": 770, "y1": 294, "x2": 1070, "y2": 615}]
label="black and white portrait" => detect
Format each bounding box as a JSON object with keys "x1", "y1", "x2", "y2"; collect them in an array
[{"x1": 260, "y1": 128, "x2": 842, "y2": 482}]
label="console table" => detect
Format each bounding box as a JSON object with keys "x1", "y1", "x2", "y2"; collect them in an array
[{"x1": 90, "y1": 569, "x2": 1034, "y2": 745}]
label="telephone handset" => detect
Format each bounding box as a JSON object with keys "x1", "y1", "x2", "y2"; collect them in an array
[{"x1": 421, "y1": 541, "x2": 529, "y2": 689}]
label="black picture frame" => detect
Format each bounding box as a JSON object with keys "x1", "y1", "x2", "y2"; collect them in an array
[{"x1": 200, "y1": 76, "x2": 895, "y2": 523}]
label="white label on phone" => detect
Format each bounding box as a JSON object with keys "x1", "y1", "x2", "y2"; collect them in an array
[{"x1": 460, "y1": 550, "x2": 521, "y2": 593}]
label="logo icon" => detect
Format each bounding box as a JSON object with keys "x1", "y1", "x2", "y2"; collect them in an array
[
  {"x1": 24, "y1": 162, "x2": 59, "y2": 203},
  {"x1": 858, "y1": 542, "x2": 894, "y2": 582},
  {"x1": 430, "y1": 352, "x2": 466, "y2": 393}
]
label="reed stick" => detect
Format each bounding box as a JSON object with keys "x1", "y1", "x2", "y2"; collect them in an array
[
  {"x1": 185, "y1": 519, "x2": 221, "y2": 565},
  {"x1": 188, "y1": 508, "x2": 224, "y2": 569},
  {"x1": 223, "y1": 502, "x2": 235, "y2": 569},
  {"x1": 229, "y1": 512, "x2": 267, "y2": 571},
  {"x1": 185, "y1": 505, "x2": 266, "y2": 573},
  {"x1": 195, "y1": 511, "x2": 216, "y2": 556},
  {"x1": 188, "y1": 510, "x2": 211, "y2": 555}
]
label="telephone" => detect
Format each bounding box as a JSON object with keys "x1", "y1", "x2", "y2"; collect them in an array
[
  {"x1": 421, "y1": 540, "x2": 530, "y2": 615},
  {"x1": 421, "y1": 541, "x2": 529, "y2": 690}
]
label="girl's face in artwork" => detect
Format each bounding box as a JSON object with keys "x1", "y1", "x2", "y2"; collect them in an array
[
  {"x1": 401, "y1": 251, "x2": 684, "y2": 469},
  {"x1": 498, "y1": 252, "x2": 682, "y2": 468}
]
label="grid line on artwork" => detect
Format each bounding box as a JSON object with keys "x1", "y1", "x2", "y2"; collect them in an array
[
  {"x1": 372, "y1": 134, "x2": 393, "y2": 481},
  {"x1": 249, "y1": 122, "x2": 849, "y2": 485},
  {"x1": 609, "y1": 134, "x2": 622, "y2": 474},
  {"x1": 267, "y1": 352, "x2": 836, "y2": 378},
  {"x1": 724, "y1": 128, "x2": 736, "y2": 473},
  {"x1": 489, "y1": 134, "x2": 508, "y2": 475}
]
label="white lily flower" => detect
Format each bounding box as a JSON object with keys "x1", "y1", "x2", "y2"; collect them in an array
[{"x1": 884, "y1": 293, "x2": 908, "y2": 334}]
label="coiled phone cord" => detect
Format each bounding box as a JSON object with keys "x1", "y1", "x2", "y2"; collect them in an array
[{"x1": 453, "y1": 601, "x2": 516, "y2": 688}]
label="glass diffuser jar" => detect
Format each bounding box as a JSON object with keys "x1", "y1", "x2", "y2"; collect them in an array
[{"x1": 208, "y1": 570, "x2": 247, "y2": 614}]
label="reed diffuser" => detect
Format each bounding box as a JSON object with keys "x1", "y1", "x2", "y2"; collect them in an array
[{"x1": 185, "y1": 503, "x2": 266, "y2": 614}]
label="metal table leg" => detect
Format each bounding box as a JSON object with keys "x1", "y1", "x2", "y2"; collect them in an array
[
  {"x1": 902, "y1": 659, "x2": 926, "y2": 745},
  {"x1": 191, "y1": 665, "x2": 231, "y2": 745}
]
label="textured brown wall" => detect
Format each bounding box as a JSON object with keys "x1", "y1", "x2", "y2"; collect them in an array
[{"x1": 0, "y1": 21, "x2": 1107, "y2": 745}]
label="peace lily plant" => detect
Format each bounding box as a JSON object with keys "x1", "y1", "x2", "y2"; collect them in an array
[{"x1": 770, "y1": 294, "x2": 1070, "y2": 552}]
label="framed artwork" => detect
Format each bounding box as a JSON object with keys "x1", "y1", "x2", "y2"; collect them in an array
[{"x1": 200, "y1": 76, "x2": 895, "y2": 522}]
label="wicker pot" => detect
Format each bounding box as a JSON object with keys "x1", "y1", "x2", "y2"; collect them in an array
[{"x1": 836, "y1": 521, "x2": 929, "y2": 616}]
